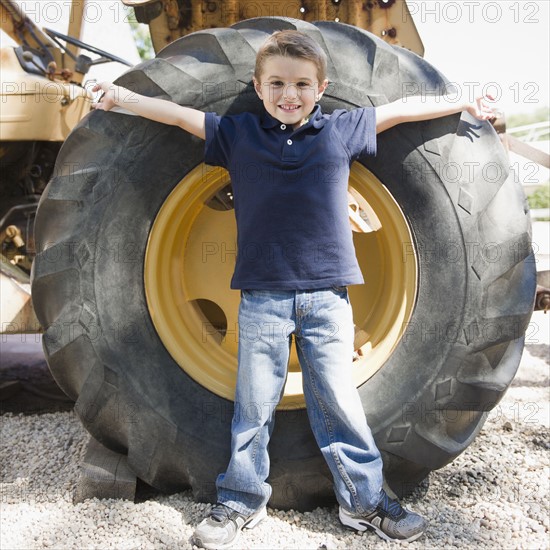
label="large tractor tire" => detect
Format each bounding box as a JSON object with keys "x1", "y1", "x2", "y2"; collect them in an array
[{"x1": 31, "y1": 17, "x2": 536, "y2": 509}]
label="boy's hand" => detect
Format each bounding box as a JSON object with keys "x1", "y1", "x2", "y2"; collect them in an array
[
  {"x1": 92, "y1": 82, "x2": 119, "y2": 111},
  {"x1": 465, "y1": 95, "x2": 497, "y2": 121}
]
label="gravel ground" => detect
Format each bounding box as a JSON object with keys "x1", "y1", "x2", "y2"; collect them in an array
[{"x1": 1, "y1": 311, "x2": 548, "y2": 550}]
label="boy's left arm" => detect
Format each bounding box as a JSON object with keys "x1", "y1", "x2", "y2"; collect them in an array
[{"x1": 375, "y1": 95, "x2": 496, "y2": 134}]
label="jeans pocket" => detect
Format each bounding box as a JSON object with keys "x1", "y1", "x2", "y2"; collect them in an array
[
  {"x1": 331, "y1": 285, "x2": 348, "y2": 293},
  {"x1": 330, "y1": 286, "x2": 350, "y2": 304}
]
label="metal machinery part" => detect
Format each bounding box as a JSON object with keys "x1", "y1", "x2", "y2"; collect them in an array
[
  {"x1": 0, "y1": 0, "x2": 131, "y2": 332},
  {"x1": 122, "y1": 0, "x2": 424, "y2": 56}
]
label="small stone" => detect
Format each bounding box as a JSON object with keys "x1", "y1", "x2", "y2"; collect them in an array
[{"x1": 448, "y1": 487, "x2": 461, "y2": 497}]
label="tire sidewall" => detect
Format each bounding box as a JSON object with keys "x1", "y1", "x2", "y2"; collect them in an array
[{"x1": 33, "y1": 19, "x2": 535, "y2": 507}]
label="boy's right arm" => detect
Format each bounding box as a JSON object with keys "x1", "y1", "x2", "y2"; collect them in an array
[{"x1": 92, "y1": 82, "x2": 205, "y2": 140}]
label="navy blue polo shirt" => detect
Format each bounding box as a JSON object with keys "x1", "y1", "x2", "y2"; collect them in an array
[{"x1": 204, "y1": 104, "x2": 377, "y2": 290}]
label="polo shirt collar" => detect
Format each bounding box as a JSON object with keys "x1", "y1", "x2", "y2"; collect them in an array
[{"x1": 260, "y1": 104, "x2": 326, "y2": 130}]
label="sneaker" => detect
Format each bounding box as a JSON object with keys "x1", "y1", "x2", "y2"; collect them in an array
[
  {"x1": 192, "y1": 503, "x2": 267, "y2": 549},
  {"x1": 339, "y1": 490, "x2": 427, "y2": 543}
]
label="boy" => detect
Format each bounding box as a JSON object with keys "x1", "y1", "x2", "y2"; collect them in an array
[{"x1": 93, "y1": 30, "x2": 495, "y2": 549}]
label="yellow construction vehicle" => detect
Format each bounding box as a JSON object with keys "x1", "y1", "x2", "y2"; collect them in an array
[
  {"x1": 0, "y1": 0, "x2": 546, "y2": 507},
  {"x1": 1, "y1": 0, "x2": 133, "y2": 332}
]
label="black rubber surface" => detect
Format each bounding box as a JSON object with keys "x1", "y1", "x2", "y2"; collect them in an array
[{"x1": 31, "y1": 18, "x2": 536, "y2": 508}]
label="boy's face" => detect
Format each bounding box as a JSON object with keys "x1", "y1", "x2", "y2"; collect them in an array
[{"x1": 254, "y1": 55, "x2": 328, "y2": 130}]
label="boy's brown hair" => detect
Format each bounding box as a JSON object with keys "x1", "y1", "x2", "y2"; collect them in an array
[{"x1": 254, "y1": 30, "x2": 328, "y2": 82}]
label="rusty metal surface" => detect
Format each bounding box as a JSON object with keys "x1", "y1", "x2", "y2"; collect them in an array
[{"x1": 125, "y1": 0, "x2": 424, "y2": 56}]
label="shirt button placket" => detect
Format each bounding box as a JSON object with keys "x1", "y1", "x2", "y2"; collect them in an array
[{"x1": 282, "y1": 133, "x2": 296, "y2": 162}]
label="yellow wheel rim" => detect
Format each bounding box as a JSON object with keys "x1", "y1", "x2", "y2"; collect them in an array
[{"x1": 144, "y1": 162, "x2": 417, "y2": 408}]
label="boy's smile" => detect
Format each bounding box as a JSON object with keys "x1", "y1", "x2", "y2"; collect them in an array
[{"x1": 254, "y1": 56, "x2": 328, "y2": 130}]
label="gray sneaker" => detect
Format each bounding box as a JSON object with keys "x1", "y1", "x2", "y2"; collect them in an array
[
  {"x1": 339, "y1": 490, "x2": 427, "y2": 542},
  {"x1": 192, "y1": 503, "x2": 267, "y2": 549}
]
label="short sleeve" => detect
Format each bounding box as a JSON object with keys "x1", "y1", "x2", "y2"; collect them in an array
[
  {"x1": 333, "y1": 107, "x2": 377, "y2": 160},
  {"x1": 204, "y1": 112, "x2": 239, "y2": 168}
]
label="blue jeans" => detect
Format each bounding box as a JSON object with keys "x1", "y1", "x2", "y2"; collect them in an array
[{"x1": 216, "y1": 288, "x2": 383, "y2": 515}]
